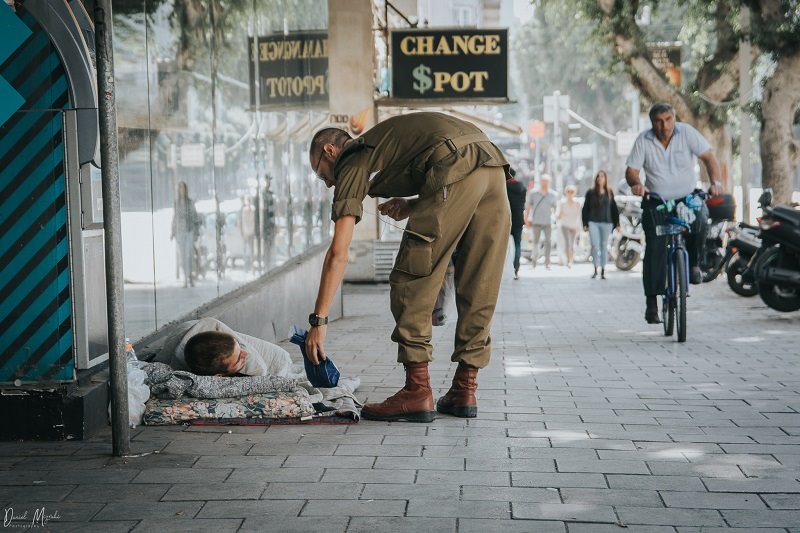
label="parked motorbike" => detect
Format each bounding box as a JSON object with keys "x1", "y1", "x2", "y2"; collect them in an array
[
  {"x1": 612, "y1": 197, "x2": 645, "y2": 271},
  {"x1": 724, "y1": 223, "x2": 761, "y2": 297},
  {"x1": 700, "y1": 194, "x2": 736, "y2": 282},
  {"x1": 752, "y1": 189, "x2": 800, "y2": 312}
]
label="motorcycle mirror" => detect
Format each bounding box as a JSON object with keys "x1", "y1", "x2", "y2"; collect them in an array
[{"x1": 758, "y1": 188, "x2": 773, "y2": 209}]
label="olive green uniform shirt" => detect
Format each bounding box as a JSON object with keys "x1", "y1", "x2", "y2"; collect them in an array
[{"x1": 330, "y1": 112, "x2": 509, "y2": 223}]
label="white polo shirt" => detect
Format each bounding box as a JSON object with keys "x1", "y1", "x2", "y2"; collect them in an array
[{"x1": 625, "y1": 122, "x2": 711, "y2": 201}]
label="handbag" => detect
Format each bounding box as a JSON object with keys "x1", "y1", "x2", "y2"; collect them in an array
[{"x1": 289, "y1": 326, "x2": 340, "y2": 388}]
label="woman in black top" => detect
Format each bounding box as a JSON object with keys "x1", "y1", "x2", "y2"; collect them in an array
[{"x1": 581, "y1": 170, "x2": 620, "y2": 279}]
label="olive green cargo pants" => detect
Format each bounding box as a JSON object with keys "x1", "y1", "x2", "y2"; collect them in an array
[{"x1": 389, "y1": 165, "x2": 510, "y2": 369}]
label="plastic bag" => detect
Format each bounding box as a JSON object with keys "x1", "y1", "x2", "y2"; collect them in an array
[
  {"x1": 289, "y1": 326, "x2": 340, "y2": 388},
  {"x1": 126, "y1": 360, "x2": 150, "y2": 427}
]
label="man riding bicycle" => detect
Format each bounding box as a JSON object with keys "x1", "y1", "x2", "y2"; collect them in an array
[{"x1": 625, "y1": 102, "x2": 723, "y2": 324}]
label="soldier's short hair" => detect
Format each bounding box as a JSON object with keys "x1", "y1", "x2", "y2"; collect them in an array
[{"x1": 309, "y1": 128, "x2": 352, "y2": 161}]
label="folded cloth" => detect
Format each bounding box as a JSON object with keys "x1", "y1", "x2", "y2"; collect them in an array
[
  {"x1": 289, "y1": 326, "x2": 340, "y2": 388},
  {"x1": 140, "y1": 362, "x2": 300, "y2": 399}
]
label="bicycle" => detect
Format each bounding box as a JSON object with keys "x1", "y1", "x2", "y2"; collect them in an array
[{"x1": 648, "y1": 192, "x2": 705, "y2": 342}]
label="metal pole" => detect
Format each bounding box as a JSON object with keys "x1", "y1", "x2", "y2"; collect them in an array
[
  {"x1": 94, "y1": 0, "x2": 130, "y2": 456},
  {"x1": 739, "y1": 7, "x2": 753, "y2": 222}
]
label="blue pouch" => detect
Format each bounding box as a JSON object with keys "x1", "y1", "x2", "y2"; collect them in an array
[{"x1": 289, "y1": 326, "x2": 340, "y2": 388}]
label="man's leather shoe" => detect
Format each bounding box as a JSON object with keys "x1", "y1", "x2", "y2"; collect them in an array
[
  {"x1": 645, "y1": 296, "x2": 661, "y2": 324},
  {"x1": 690, "y1": 266, "x2": 703, "y2": 285}
]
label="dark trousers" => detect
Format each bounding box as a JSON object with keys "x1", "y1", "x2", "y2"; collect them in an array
[
  {"x1": 641, "y1": 197, "x2": 708, "y2": 297},
  {"x1": 510, "y1": 224, "x2": 522, "y2": 273}
]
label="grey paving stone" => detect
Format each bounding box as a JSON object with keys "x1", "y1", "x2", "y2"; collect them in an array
[
  {"x1": 569, "y1": 525, "x2": 675, "y2": 533},
  {"x1": 301, "y1": 498, "x2": 405, "y2": 517},
  {"x1": 0, "y1": 485, "x2": 76, "y2": 502},
  {"x1": 646, "y1": 461, "x2": 746, "y2": 478},
  {"x1": 65, "y1": 484, "x2": 169, "y2": 502},
  {"x1": 661, "y1": 491, "x2": 766, "y2": 509},
  {"x1": 704, "y1": 479, "x2": 800, "y2": 493},
  {"x1": 132, "y1": 519, "x2": 242, "y2": 532},
  {"x1": 322, "y1": 468, "x2": 415, "y2": 484},
  {"x1": 241, "y1": 516, "x2": 348, "y2": 533},
  {"x1": 512, "y1": 502, "x2": 617, "y2": 522},
  {"x1": 247, "y1": 443, "x2": 337, "y2": 456},
  {"x1": 616, "y1": 507, "x2": 725, "y2": 526},
  {"x1": 461, "y1": 486, "x2": 560, "y2": 503},
  {"x1": 361, "y1": 483, "x2": 460, "y2": 501},
  {"x1": 555, "y1": 458, "x2": 649, "y2": 474},
  {"x1": 93, "y1": 501, "x2": 204, "y2": 520},
  {"x1": 374, "y1": 456, "x2": 463, "y2": 470},
  {"x1": 161, "y1": 483, "x2": 265, "y2": 501},
  {"x1": 465, "y1": 458, "x2": 556, "y2": 472},
  {"x1": 512, "y1": 472, "x2": 607, "y2": 489},
  {"x1": 161, "y1": 442, "x2": 253, "y2": 456},
  {"x1": 561, "y1": 488, "x2": 663, "y2": 507},
  {"x1": 722, "y1": 509, "x2": 800, "y2": 528},
  {"x1": 131, "y1": 467, "x2": 231, "y2": 484},
  {"x1": 192, "y1": 455, "x2": 285, "y2": 469},
  {"x1": 458, "y1": 518, "x2": 566, "y2": 533},
  {"x1": 283, "y1": 455, "x2": 375, "y2": 469},
  {"x1": 762, "y1": 493, "x2": 800, "y2": 509},
  {"x1": 260, "y1": 482, "x2": 362, "y2": 500},
  {"x1": 347, "y1": 517, "x2": 455, "y2": 533},
  {"x1": 334, "y1": 444, "x2": 422, "y2": 457},
  {"x1": 407, "y1": 499, "x2": 510, "y2": 518},
  {"x1": 415, "y1": 469, "x2": 510, "y2": 486},
  {"x1": 196, "y1": 499, "x2": 304, "y2": 518},
  {"x1": 607, "y1": 475, "x2": 705, "y2": 492},
  {"x1": 57, "y1": 521, "x2": 139, "y2": 533},
  {"x1": 227, "y1": 467, "x2": 323, "y2": 483},
  {"x1": 676, "y1": 529, "x2": 787, "y2": 533}
]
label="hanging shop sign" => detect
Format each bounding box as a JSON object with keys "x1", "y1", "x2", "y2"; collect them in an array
[
  {"x1": 391, "y1": 29, "x2": 508, "y2": 100},
  {"x1": 648, "y1": 41, "x2": 682, "y2": 87},
  {"x1": 248, "y1": 31, "x2": 328, "y2": 109}
]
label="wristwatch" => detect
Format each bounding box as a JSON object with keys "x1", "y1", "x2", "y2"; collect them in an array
[{"x1": 308, "y1": 313, "x2": 328, "y2": 327}]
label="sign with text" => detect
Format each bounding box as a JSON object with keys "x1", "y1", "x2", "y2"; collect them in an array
[
  {"x1": 391, "y1": 29, "x2": 508, "y2": 100},
  {"x1": 648, "y1": 42, "x2": 682, "y2": 87},
  {"x1": 248, "y1": 32, "x2": 328, "y2": 109}
]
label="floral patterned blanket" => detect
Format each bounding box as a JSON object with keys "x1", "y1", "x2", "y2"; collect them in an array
[{"x1": 142, "y1": 391, "x2": 315, "y2": 425}]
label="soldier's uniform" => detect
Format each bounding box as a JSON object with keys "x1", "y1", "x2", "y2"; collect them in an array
[{"x1": 330, "y1": 112, "x2": 511, "y2": 370}]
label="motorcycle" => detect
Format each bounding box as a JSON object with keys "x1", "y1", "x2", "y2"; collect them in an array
[
  {"x1": 724, "y1": 223, "x2": 761, "y2": 297},
  {"x1": 700, "y1": 194, "x2": 737, "y2": 282},
  {"x1": 612, "y1": 197, "x2": 645, "y2": 271},
  {"x1": 752, "y1": 189, "x2": 800, "y2": 312}
]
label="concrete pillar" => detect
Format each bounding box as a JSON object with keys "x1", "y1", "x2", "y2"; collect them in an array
[{"x1": 328, "y1": 0, "x2": 377, "y2": 242}]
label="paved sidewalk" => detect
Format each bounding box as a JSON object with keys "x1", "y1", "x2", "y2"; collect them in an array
[{"x1": 2, "y1": 257, "x2": 800, "y2": 533}]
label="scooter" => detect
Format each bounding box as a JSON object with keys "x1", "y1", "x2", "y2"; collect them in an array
[
  {"x1": 724, "y1": 223, "x2": 761, "y2": 297},
  {"x1": 700, "y1": 194, "x2": 737, "y2": 282},
  {"x1": 752, "y1": 189, "x2": 800, "y2": 312},
  {"x1": 613, "y1": 197, "x2": 645, "y2": 271}
]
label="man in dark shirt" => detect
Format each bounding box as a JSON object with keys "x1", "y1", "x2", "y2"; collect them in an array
[
  {"x1": 506, "y1": 167, "x2": 526, "y2": 279},
  {"x1": 305, "y1": 112, "x2": 511, "y2": 422}
]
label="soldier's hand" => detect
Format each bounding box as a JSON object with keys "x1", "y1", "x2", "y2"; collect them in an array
[
  {"x1": 378, "y1": 198, "x2": 412, "y2": 221},
  {"x1": 305, "y1": 325, "x2": 328, "y2": 365},
  {"x1": 708, "y1": 181, "x2": 723, "y2": 196},
  {"x1": 630, "y1": 184, "x2": 648, "y2": 197}
]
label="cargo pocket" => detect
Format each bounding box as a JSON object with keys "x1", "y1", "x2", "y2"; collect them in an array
[{"x1": 393, "y1": 230, "x2": 435, "y2": 277}]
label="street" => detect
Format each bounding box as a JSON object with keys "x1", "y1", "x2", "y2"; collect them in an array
[{"x1": 2, "y1": 254, "x2": 800, "y2": 532}]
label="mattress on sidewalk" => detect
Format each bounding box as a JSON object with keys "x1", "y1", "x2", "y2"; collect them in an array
[{"x1": 142, "y1": 391, "x2": 315, "y2": 425}]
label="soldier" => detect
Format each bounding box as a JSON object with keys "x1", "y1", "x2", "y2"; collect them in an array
[{"x1": 305, "y1": 112, "x2": 511, "y2": 422}]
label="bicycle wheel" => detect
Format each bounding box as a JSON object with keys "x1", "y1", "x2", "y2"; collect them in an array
[
  {"x1": 675, "y1": 248, "x2": 688, "y2": 342},
  {"x1": 662, "y1": 293, "x2": 674, "y2": 337}
]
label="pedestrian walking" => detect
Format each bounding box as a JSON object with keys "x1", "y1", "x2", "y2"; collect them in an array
[
  {"x1": 556, "y1": 184, "x2": 582, "y2": 268},
  {"x1": 506, "y1": 167, "x2": 526, "y2": 279},
  {"x1": 306, "y1": 112, "x2": 510, "y2": 422},
  {"x1": 171, "y1": 181, "x2": 200, "y2": 288},
  {"x1": 524, "y1": 174, "x2": 557, "y2": 269},
  {"x1": 582, "y1": 170, "x2": 620, "y2": 279}
]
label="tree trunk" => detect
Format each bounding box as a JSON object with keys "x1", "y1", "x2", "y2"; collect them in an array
[
  {"x1": 759, "y1": 53, "x2": 800, "y2": 205},
  {"x1": 696, "y1": 120, "x2": 734, "y2": 192}
]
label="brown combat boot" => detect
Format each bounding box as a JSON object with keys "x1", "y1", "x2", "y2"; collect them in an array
[
  {"x1": 361, "y1": 362, "x2": 436, "y2": 423},
  {"x1": 436, "y1": 362, "x2": 478, "y2": 418}
]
